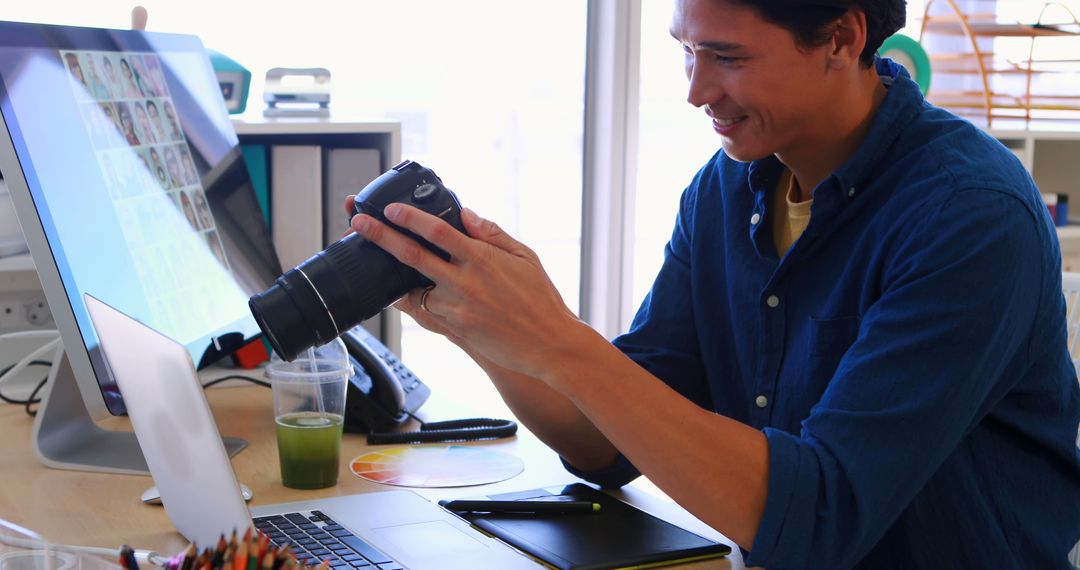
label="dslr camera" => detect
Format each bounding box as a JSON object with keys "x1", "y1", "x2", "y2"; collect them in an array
[{"x1": 249, "y1": 160, "x2": 464, "y2": 361}]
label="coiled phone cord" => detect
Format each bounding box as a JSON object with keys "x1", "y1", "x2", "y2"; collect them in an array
[{"x1": 366, "y1": 416, "x2": 518, "y2": 445}]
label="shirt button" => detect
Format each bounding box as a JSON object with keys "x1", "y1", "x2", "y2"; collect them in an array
[
  {"x1": 766, "y1": 295, "x2": 780, "y2": 308},
  {"x1": 755, "y1": 395, "x2": 768, "y2": 408},
  {"x1": 848, "y1": 187, "x2": 856, "y2": 198},
  {"x1": 750, "y1": 213, "x2": 761, "y2": 225}
]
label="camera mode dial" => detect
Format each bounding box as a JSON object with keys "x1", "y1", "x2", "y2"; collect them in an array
[{"x1": 411, "y1": 183, "x2": 440, "y2": 203}]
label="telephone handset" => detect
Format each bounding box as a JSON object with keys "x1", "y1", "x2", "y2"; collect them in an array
[
  {"x1": 340, "y1": 325, "x2": 430, "y2": 433},
  {"x1": 339, "y1": 325, "x2": 517, "y2": 444}
]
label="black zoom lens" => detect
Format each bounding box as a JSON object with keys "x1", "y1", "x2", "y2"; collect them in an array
[{"x1": 249, "y1": 160, "x2": 464, "y2": 361}]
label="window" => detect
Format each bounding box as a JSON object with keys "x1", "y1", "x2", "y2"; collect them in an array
[{"x1": 631, "y1": 1, "x2": 727, "y2": 312}]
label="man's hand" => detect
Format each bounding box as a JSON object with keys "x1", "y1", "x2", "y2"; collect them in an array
[{"x1": 349, "y1": 199, "x2": 587, "y2": 383}]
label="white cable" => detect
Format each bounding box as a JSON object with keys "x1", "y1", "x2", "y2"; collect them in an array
[
  {"x1": 0, "y1": 332, "x2": 61, "y2": 391},
  {"x1": 0, "y1": 329, "x2": 60, "y2": 342},
  {"x1": 0, "y1": 534, "x2": 165, "y2": 567},
  {"x1": 50, "y1": 543, "x2": 166, "y2": 567},
  {"x1": 0, "y1": 334, "x2": 60, "y2": 386}
]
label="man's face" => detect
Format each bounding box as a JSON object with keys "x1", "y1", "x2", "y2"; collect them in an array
[{"x1": 671, "y1": 0, "x2": 839, "y2": 162}]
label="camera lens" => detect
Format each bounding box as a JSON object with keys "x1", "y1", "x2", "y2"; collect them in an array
[
  {"x1": 249, "y1": 232, "x2": 430, "y2": 361},
  {"x1": 248, "y1": 160, "x2": 464, "y2": 362}
]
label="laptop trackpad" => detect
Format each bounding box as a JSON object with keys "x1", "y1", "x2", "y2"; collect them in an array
[{"x1": 372, "y1": 521, "x2": 486, "y2": 559}]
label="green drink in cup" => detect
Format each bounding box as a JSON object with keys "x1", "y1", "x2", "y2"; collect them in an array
[
  {"x1": 268, "y1": 338, "x2": 351, "y2": 489},
  {"x1": 275, "y1": 411, "x2": 344, "y2": 489}
]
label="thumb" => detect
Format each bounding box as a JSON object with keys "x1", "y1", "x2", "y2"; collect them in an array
[{"x1": 461, "y1": 207, "x2": 528, "y2": 255}]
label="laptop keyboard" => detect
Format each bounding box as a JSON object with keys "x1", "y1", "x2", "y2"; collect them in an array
[{"x1": 253, "y1": 510, "x2": 405, "y2": 570}]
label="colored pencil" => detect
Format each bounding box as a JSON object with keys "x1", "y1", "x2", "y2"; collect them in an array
[
  {"x1": 166, "y1": 526, "x2": 339, "y2": 570},
  {"x1": 179, "y1": 542, "x2": 198, "y2": 570},
  {"x1": 119, "y1": 544, "x2": 139, "y2": 570},
  {"x1": 233, "y1": 529, "x2": 250, "y2": 570}
]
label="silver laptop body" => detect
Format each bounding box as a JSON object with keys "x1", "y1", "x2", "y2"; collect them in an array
[{"x1": 84, "y1": 294, "x2": 536, "y2": 570}]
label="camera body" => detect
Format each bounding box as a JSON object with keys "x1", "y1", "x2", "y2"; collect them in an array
[
  {"x1": 352, "y1": 160, "x2": 464, "y2": 255},
  {"x1": 249, "y1": 160, "x2": 464, "y2": 361}
]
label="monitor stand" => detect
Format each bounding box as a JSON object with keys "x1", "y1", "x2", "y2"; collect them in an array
[{"x1": 30, "y1": 353, "x2": 247, "y2": 475}]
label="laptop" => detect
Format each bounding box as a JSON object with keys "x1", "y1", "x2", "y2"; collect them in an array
[{"x1": 83, "y1": 294, "x2": 537, "y2": 570}]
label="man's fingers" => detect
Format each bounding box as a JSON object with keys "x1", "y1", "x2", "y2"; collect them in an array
[
  {"x1": 351, "y1": 213, "x2": 453, "y2": 283},
  {"x1": 460, "y1": 207, "x2": 532, "y2": 257},
  {"x1": 382, "y1": 203, "x2": 476, "y2": 260},
  {"x1": 393, "y1": 291, "x2": 449, "y2": 334},
  {"x1": 343, "y1": 194, "x2": 356, "y2": 215},
  {"x1": 355, "y1": 203, "x2": 531, "y2": 280}
]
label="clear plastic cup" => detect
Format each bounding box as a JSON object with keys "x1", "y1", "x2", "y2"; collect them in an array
[
  {"x1": 267, "y1": 338, "x2": 351, "y2": 489},
  {"x1": 0, "y1": 519, "x2": 118, "y2": 570}
]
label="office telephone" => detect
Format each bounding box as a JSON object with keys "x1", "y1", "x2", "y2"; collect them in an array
[
  {"x1": 340, "y1": 325, "x2": 430, "y2": 433},
  {"x1": 339, "y1": 325, "x2": 518, "y2": 444}
]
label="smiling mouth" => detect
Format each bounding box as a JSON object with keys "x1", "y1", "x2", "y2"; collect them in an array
[{"x1": 713, "y1": 116, "x2": 746, "y2": 127}]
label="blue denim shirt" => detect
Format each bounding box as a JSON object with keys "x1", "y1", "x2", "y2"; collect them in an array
[{"x1": 565, "y1": 59, "x2": 1080, "y2": 568}]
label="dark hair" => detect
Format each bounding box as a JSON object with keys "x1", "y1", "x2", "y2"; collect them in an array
[{"x1": 729, "y1": 0, "x2": 906, "y2": 66}]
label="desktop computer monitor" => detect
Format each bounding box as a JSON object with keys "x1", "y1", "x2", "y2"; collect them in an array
[{"x1": 0, "y1": 20, "x2": 282, "y2": 473}]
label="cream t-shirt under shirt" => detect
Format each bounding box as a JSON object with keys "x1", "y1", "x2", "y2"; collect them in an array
[{"x1": 771, "y1": 168, "x2": 813, "y2": 255}]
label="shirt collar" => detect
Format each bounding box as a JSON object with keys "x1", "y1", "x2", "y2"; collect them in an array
[{"x1": 830, "y1": 57, "x2": 925, "y2": 193}]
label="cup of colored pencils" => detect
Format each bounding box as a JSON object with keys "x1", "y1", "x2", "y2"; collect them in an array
[{"x1": 150, "y1": 528, "x2": 329, "y2": 570}]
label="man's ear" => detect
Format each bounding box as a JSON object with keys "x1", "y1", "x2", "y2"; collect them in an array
[{"x1": 826, "y1": 8, "x2": 869, "y2": 70}]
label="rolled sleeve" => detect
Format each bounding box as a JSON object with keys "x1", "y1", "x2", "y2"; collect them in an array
[{"x1": 746, "y1": 428, "x2": 819, "y2": 569}]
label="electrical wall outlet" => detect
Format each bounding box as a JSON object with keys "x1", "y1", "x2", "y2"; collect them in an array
[
  {"x1": 25, "y1": 295, "x2": 51, "y2": 327},
  {"x1": 0, "y1": 299, "x2": 21, "y2": 331},
  {"x1": 0, "y1": 290, "x2": 53, "y2": 332}
]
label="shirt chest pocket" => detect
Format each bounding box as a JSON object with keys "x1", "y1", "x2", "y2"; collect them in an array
[{"x1": 804, "y1": 315, "x2": 861, "y2": 391}]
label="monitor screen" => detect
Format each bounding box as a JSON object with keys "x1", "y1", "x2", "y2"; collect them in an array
[{"x1": 0, "y1": 21, "x2": 281, "y2": 418}]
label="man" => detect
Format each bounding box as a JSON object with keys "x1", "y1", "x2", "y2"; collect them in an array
[{"x1": 351, "y1": 1, "x2": 1080, "y2": 567}]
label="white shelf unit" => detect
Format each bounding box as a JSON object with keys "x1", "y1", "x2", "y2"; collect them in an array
[
  {"x1": 0, "y1": 253, "x2": 34, "y2": 274},
  {"x1": 989, "y1": 129, "x2": 1080, "y2": 270},
  {"x1": 232, "y1": 117, "x2": 402, "y2": 165},
  {"x1": 232, "y1": 116, "x2": 404, "y2": 352}
]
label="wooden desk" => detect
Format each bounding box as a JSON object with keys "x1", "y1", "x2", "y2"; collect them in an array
[{"x1": 0, "y1": 386, "x2": 743, "y2": 569}]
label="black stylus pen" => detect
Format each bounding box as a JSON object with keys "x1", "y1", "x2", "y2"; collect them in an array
[{"x1": 439, "y1": 499, "x2": 601, "y2": 514}]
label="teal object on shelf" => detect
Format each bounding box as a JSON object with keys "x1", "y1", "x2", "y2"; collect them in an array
[
  {"x1": 240, "y1": 144, "x2": 270, "y2": 226},
  {"x1": 879, "y1": 34, "x2": 931, "y2": 95},
  {"x1": 208, "y1": 49, "x2": 251, "y2": 114}
]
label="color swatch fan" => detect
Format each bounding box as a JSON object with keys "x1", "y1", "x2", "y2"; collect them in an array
[{"x1": 350, "y1": 445, "x2": 524, "y2": 487}]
